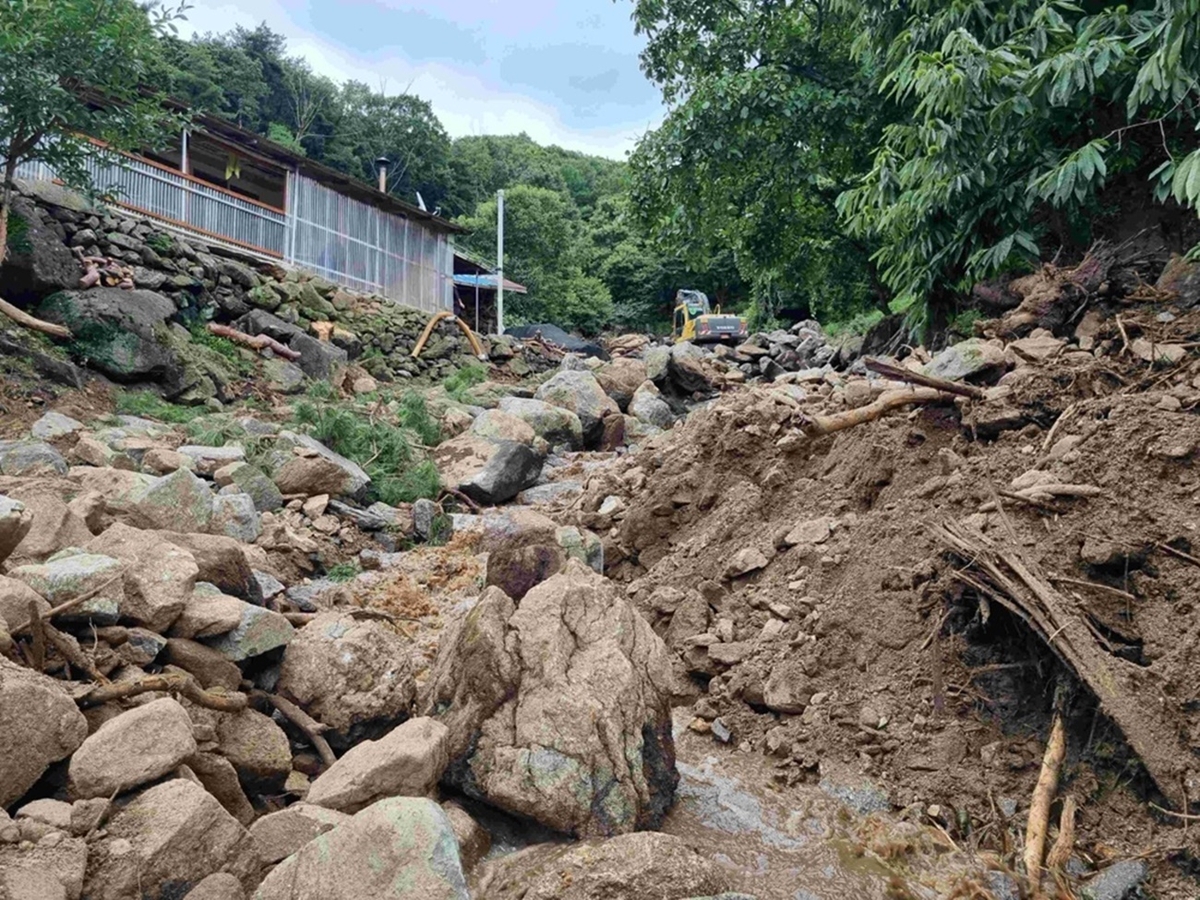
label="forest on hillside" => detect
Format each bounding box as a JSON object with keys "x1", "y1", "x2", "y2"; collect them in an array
[{"x1": 3, "y1": 1, "x2": 1199, "y2": 338}]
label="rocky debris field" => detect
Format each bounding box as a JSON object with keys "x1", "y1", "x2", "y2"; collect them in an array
[{"x1": 3, "y1": 194, "x2": 1200, "y2": 899}]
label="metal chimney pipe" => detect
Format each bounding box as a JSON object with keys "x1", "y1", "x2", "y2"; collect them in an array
[{"x1": 375, "y1": 157, "x2": 390, "y2": 193}]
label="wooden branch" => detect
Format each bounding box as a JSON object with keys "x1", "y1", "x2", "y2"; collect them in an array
[
  {"x1": 1024, "y1": 713, "x2": 1066, "y2": 894},
  {"x1": 440, "y1": 486, "x2": 480, "y2": 513},
  {"x1": 255, "y1": 690, "x2": 337, "y2": 769},
  {"x1": 0, "y1": 296, "x2": 72, "y2": 338},
  {"x1": 1157, "y1": 542, "x2": 1200, "y2": 568},
  {"x1": 1046, "y1": 794, "x2": 1077, "y2": 874},
  {"x1": 801, "y1": 387, "x2": 957, "y2": 437},
  {"x1": 207, "y1": 322, "x2": 301, "y2": 361},
  {"x1": 862, "y1": 357, "x2": 987, "y2": 400},
  {"x1": 10, "y1": 570, "x2": 126, "y2": 637},
  {"x1": 44, "y1": 623, "x2": 105, "y2": 683},
  {"x1": 76, "y1": 671, "x2": 247, "y2": 711}
]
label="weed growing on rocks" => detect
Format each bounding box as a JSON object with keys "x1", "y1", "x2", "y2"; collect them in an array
[
  {"x1": 115, "y1": 390, "x2": 206, "y2": 424},
  {"x1": 443, "y1": 363, "x2": 487, "y2": 403}
]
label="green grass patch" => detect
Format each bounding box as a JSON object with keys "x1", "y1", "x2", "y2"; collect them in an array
[
  {"x1": 115, "y1": 391, "x2": 207, "y2": 424},
  {"x1": 5, "y1": 212, "x2": 32, "y2": 256},
  {"x1": 293, "y1": 399, "x2": 440, "y2": 505},
  {"x1": 948, "y1": 308, "x2": 983, "y2": 338},
  {"x1": 325, "y1": 562, "x2": 361, "y2": 582},
  {"x1": 188, "y1": 322, "x2": 254, "y2": 376},
  {"x1": 442, "y1": 363, "x2": 488, "y2": 404},
  {"x1": 825, "y1": 308, "x2": 886, "y2": 338},
  {"x1": 396, "y1": 391, "x2": 441, "y2": 447},
  {"x1": 145, "y1": 232, "x2": 174, "y2": 255}
]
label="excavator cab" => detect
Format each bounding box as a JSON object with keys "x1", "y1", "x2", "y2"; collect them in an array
[{"x1": 672, "y1": 290, "x2": 748, "y2": 344}]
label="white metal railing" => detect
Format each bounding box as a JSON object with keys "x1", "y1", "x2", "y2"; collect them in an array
[
  {"x1": 287, "y1": 173, "x2": 452, "y2": 313},
  {"x1": 14, "y1": 151, "x2": 287, "y2": 259}
]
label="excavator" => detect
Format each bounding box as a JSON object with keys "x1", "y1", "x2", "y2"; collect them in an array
[{"x1": 671, "y1": 290, "x2": 748, "y2": 344}]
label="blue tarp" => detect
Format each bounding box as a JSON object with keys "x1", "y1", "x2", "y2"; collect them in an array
[{"x1": 453, "y1": 274, "x2": 528, "y2": 294}]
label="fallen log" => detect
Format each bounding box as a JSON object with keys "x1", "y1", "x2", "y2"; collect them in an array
[
  {"x1": 800, "y1": 386, "x2": 958, "y2": 437},
  {"x1": 207, "y1": 322, "x2": 301, "y2": 361},
  {"x1": 862, "y1": 357, "x2": 987, "y2": 400},
  {"x1": 931, "y1": 522, "x2": 1190, "y2": 808},
  {"x1": 0, "y1": 295, "x2": 71, "y2": 338}
]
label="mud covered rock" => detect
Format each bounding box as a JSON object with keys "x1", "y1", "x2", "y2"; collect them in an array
[
  {"x1": 477, "y1": 832, "x2": 736, "y2": 900},
  {"x1": 254, "y1": 797, "x2": 468, "y2": 900},
  {"x1": 128, "y1": 469, "x2": 215, "y2": 533},
  {"x1": 0, "y1": 833, "x2": 88, "y2": 900},
  {"x1": 421, "y1": 562, "x2": 679, "y2": 837},
  {"x1": 306, "y1": 717, "x2": 448, "y2": 813},
  {"x1": 629, "y1": 381, "x2": 674, "y2": 430},
  {"x1": 595, "y1": 358, "x2": 649, "y2": 411},
  {"x1": 248, "y1": 804, "x2": 349, "y2": 865},
  {"x1": 0, "y1": 657, "x2": 89, "y2": 808},
  {"x1": 0, "y1": 494, "x2": 33, "y2": 565},
  {"x1": 84, "y1": 524, "x2": 199, "y2": 632},
  {"x1": 216, "y1": 707, "x2": 292, "y2": 795},
  {"x1": 269, "y1": 432, "x2": 369, "y2": 500},
  {"x1": 276, "y1": 611, "x2": 416, "y2": 748},
  {"x1": 469, "y1": 410, "x2": 536, "y2": 446},
  {"x1": 68, "y1": 698, "x2": 197, "y2": 799},
  {"x1": 84, "y1": 779, "x2": 247, "y2": 900}
]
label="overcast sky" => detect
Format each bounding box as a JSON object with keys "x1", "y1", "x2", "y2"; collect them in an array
[{"x1": 177, "y1": 0, "x2": 664, "y2": 160}]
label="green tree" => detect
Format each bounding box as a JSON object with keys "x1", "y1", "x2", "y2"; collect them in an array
[
  {"x1": 836, "y1": 0, "x2": 1200, "y2": 327},
  {"x1": 0, "y1": 0, "x2": 188, "y2": 332},
  {"x1": 628, "y1": 0, "x2": 889, "y2": 327}
]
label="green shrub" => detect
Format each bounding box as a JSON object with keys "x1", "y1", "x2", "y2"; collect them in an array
[
  {"x1": 5, "y1": 213, "x2": 32, "y2": 256},
  {"x1": 326, "y1": 562, "x2": 360, "y2": 582},
  {"x1": 397, "y1": 391, "x2": 441, "y2": 447},
  {"x1": 826, "y1": 309, "x2": 886, "y2": 339},
  {"x1": 442, "y1": 363, "x2": 488, "y2": 404},
  {"x1": 115, "y1": 390, "x2": 206, "y2": 424},
  {"x1": 145, "y1": 232, "x2": 173, "y2": 254}
]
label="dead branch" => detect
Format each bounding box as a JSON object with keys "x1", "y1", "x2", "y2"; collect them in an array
[
  {"x1": 862, "y1": 357, "x2": 987, "y2": 400},
  {"x1": 440, "y1": 486, "x2": 481, "y2": 513},
  {"x1": 9, "y1": 570, "x2": 126, "y2": 637},
  {"x1": 44, "y1": 623, "x2": 106, "y2": 683},
  {"x1": 255, "y1": 690, "x2": 337, "y2": 769},
  {"x1": 207, "y1": 322, "x2": 301, "y2": 361},
  {"x1": 1024, "y1": 713, "x2": 1066, "y2": 894},
  {"x1": 1156, "y1": 542, "x2": 1200, "y2": 568},
  {"x1": 76, "y1": 672, "x2": 247, "y2": 711},
  {"x1": 0, "y1": 296, "x2": 72, "y2": 338},
  {"x1": 801, "y1": 387, "x2": 958, "y2": 437},
  {"x1": 1046, "y1": 794, "x2": 1078, "y2": 874}
]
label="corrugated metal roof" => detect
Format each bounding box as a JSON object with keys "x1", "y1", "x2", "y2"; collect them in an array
[{"x1": 453, "y1": 274, "x2": 528, "y2": 294}]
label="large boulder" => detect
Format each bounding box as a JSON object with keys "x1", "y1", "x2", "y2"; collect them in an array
[
  {"x1": 248, "y1": 804, "x2": 349, "y2": 865},
  {"x1": 234, "y1": 311, "x2": 347, "y2": 381},
  {"x1": 269, "y1": 432, "x2": 369, "y2": 500},
  {"x1": 420, "y1": 562, "x2": 679, "y2": 837},
  {"x1": 84, "y1": 779, "x2": 248, "y2": 900},
  {"x1": 201, "y1": 603, "x2": 294, "y2": 662},
  {"x1": 0, "y1": 494, "x2": 33, "y2": 565},
  {"x1": 0, "y1": 656, "x2": 89, "y2": 808},
  {"x1": 156, "y1": 531, "x2": 262, "y2": 603},
  {"x1": 533, "y1": 371, "x2": 620, "y2": 448},
  {"x1": 84, "y1": 524, "x2": 199, "y2": 632},
  {"x1": 922, "y1": 338, "x2": 1007, "y2": 382},
  {"x1": 477, "y1": 832, "x2": 736, "y2": 900},
  {"x1": 171, "y1": 583, "x2": 249, "y2": 639},
  {"x1": 253, "y1": 797, "x2": 468, "y2": 900},
  {"x1": 0, "y1": 441, "x2": 68, "y2": 476},
  {"x1": 433, "y1": 435, "x2": 543, "y2": 506},
  {"x1": 0, "y1": 833, "x2": 89, "y2": 900},
  {"x1": 594, "y1": 358, "x2": 648, "y2": 412},
  {"x1": 469, "y1": 410, "x2": 536, "y2": 446},
  {"x1": 496, "y1": 397, "x2": 584, "y2": 450},
  {"x1": 38, "y1": 288, "x2": 180, "y2": 383},
  {"x1": 0, "y1": 575, "x2": 48, "y2": 631},
  {"x1": 306, "y1": 718, "x2": 449, "y2": 813},
  {"x1": 8, "y1": 551, "x2": 125, "y2": 624},
  {"x1": 1, "y1": 489, "x2": 91, "y2": 566},
  {"x1": 127, "y1": 469, "x2": 215, "y2": 533},
  {"x1": 0, "y1": 195, "x2": 80, "y2": 302},
  {"x1": 68, "y1": 698, "x2": 197, "y2": 799},
  {"x1": 215, "y1": 707, "x2": 293, "y2": 795},
  {"x1": 276, "y1": 611, "x2": 416, "y2": 749},
  {"x1": 629, "y1": 381, "x2": 674, "y2": 430}
]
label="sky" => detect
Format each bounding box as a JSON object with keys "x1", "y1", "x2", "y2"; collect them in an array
[{"x1": 177, "y1": 0, "x2": 665, "y2": 160}]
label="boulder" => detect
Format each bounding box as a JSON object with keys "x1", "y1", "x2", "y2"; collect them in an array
[
  {"x1": 184, "y1": 873, "x2": 246, "y2": 900},
  {"x1": 253, "y1": 797, "x2": 468, "y2": 900},
  {"x1": 248, "y1": 804, "x2": 350, "y2": 865},
  {"x1": 186, "y1": 752, "x2": 256, "y2": 826},
  {"x1": 163, "y1": 638, "x2": 243, "y2": 692},
  {"x1": 485, "y1": 543, "x2": 566, "y2": 601},
  {"x1": 212, "y1": 494, "x2": 262, "y2": 543},
  {"x1": 922, "y1": 338, "x2": 1007, "y2": 382},
  {"x1": 0, "y1": 657, "x2": 89, "y2": 808},
  {"x1": 306, "y1": 718, "x2": 449, "y2": 813},
  {"x1": 533, "y1": 370, "x2": 620, "y2": 448},
  {"x1": 0, "y1": 575, "x2": 49, "y2": 631},
  {"x1": 216, "y1": 708, "x2": 292, "y2": 795},
  {"x1": 629, "y1": 381, "x2": 674, "y2": 430},
  {"x1": 84, "y1": 525, "x2": 199, "y2": 632},
  {"x1": 477, "y1": 832, "x2": 735, "y2": 900},
  {"x1": 469, "y1": 410, "x2": 536, "y2": 446},
  {"x1": 171, "y1": 584, "x2": 252, "y2": 639},
  {"x1": 594, "y1": 358, "x2": 648, "y2": 411},
  {"x1": 38, "y1": 288, "x2": 180, "y2": 383},
  {"x1": 264, "y1": 360, "x2": 306, "y2": 394},
  {"x1": 496, "y1": 397, "x2": 584, "y2": 450},
  {"x1": 223, "y1": 463, "x2": 283, "y2": 512},
  {"x1": 421, "y1": 562, "x2": 679, "y2": 836},
  {"x1": 127, "y1": 469, "x2": 215, "y2": 533},
  {"x1": 8, "y1": 550, "x2": 124, "y2": 607},
  {"x1": 275, "y1": 611, "x2": 416, "y2": 748},
  {"x1": 0, "y1": 441, "x2": 68, "y2": 476},
  {"x1": 142, "y1": 448, "x2": 195, "y2": 475},
  {"x1": 762, "y1": 658, "x2": 814, "y2": 714},
  {"x1": 269, "y1": 432, "x2": 369, "y2": 500},
  {"x1": 441, "y1": 802, "x2": 490, "y2": 871},
  {"x1": 157, "y1": 531, "x2": 262, "y2": 602},
  {"x1": 433, "y1": 435, "x2": 543, "y2": 505},
  {"x1": 644, "y1": 345, "x2": 670, "y2": 383},
  {"x1": 201, "y1": 604, "x2": 294, "y2": 662},
  {"x1": 234, "y1": 311, "x2": 347, "y2": 381},
  {"x1": 0, "y1": 834, "x2": 89, "y2": 900},
  {"x1": 0, "y1": 494, "x2": 34, "y2": 565},
  {"x1": 84, "y1": 779, "x2": 247, "y2": 900},
  {"x1": 68, "y1": 698, "x2": 198, "y2": 799},
  {"x1": 0, "y1": 197, "x2": 81, "y2": 301},
  {"x1": 178, "y1": 445, "x2": 246, "y2": 477},
  {"x1": 31, "y1": 412, "x2": 84, "y2": 441}
]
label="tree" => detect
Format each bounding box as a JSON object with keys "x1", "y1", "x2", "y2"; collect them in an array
[
  {"x1": 627, "y1": 0, "x2": 890, "y2": 327},
  {"x1": 836, "y1": 0, "x2": 1200, "y2": 328},
  {"x1": 0, "y1": 0, "x2": 188, "y2": 335}
]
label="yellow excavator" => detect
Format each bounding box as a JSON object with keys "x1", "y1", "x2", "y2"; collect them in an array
[{"x1": 671, "y1": 290, "x2": 748, "y2": 344}]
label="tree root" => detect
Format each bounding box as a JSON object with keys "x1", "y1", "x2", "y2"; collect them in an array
[{"x1": 1024, "y1": 713, "x2": 1066, "y2": 894}]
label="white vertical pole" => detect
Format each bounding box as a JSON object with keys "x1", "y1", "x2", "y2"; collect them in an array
[{"x1": 496, "y1": 189, "x2": 505, "y2": 335}]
